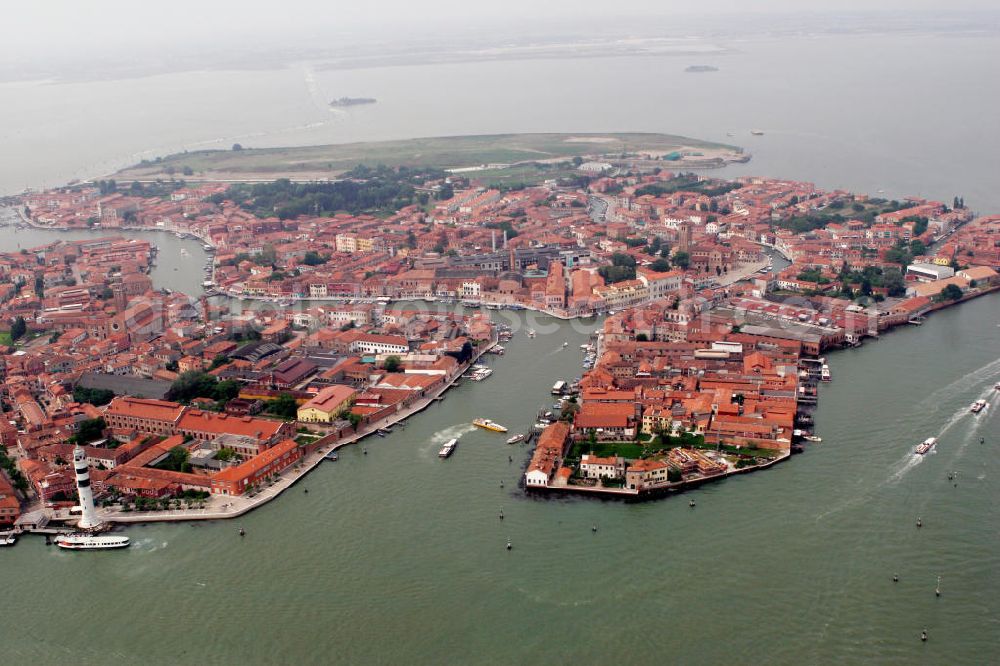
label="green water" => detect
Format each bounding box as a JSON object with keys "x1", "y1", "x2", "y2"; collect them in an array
[{"x1": 2, "y1": 296, "x2": 998, "y2": 664}]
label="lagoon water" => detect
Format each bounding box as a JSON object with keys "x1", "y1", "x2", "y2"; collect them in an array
[{"x1": 1, "y1": 30, "x2": 999, "y2": 665}]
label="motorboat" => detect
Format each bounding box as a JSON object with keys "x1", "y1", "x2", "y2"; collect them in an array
[
  {"x1": 915, "y1": 437, "x2": 937, "y2": 455},
  {"x1": 472, "y1": 418, "x2": 508, "y2": 433},
  {"x1": 439, "y1": 438, "x2": 458, "y2": 458}
]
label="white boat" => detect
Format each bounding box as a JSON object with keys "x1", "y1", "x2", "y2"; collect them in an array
[
  {"x1": 0, "y1": 532, "x2": 16, "y2": 547},
  {"x1": 802, "y1": 435, "x2": 822, "y2": 443},
  {"x1": 527, "y1": 329, "x2": 536, "y2": 338},
  {"x1": 970, "y1": 399, "x2": 987, "y2": 413},
  {"x1": 439, "y1": 438, "x2": 458, "y2": 458},
  {"x1": 820, "y1": 365, "x2": 831, "y2": 382},
  {"x1": 915, "y1": 437, "x2": 937, "y2": 455},
  {"x1": 562, "y1": 341, "x2": 568, "y2": 347},
  {"x1": 506, "y1": 434, "x2": 525, "y2": 445},
  {"x1": 55, "y1": 533, "x2": 130, "y2": 550},
  {"x1": 995, "y1": 383, "x2": 1000, "y2": 391}
]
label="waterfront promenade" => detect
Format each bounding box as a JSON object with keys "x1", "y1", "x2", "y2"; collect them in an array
[{"x1": 97, "y1": 338, "x2": 496, "y2": 524}]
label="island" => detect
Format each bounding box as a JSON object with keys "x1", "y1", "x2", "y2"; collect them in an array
[
  {"x1": 329, "y1": 96, "x2": 377, "y2": 107},
  {"x1": 0, "y1": 132, "x2": 996, "y2": 544},
  {"x1": 112, "y1": 132, "x2": 749, "y2": 184},
  {"x1": 685, "y1": 64, "x2": 719, "y2": 73}
]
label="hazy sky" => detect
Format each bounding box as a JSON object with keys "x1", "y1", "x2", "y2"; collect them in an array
[{"x1": 3, "y1": 1, "x2": 998, "y2": 65}]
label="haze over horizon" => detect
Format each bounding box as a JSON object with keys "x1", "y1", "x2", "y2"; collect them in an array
[{"x1": 4, "y1": 1, "x2": 1000, "y2": 82}]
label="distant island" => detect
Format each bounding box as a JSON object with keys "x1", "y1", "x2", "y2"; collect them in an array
[
  {"x1": 113, "y1": 133, "x2": 748, "y2": 184},
  {"x1": 329, "y1": 97, "x2": 377, "y2": 107},
  {"x1": 685, "y1": 65, "x2": 719, "y2": 73}
]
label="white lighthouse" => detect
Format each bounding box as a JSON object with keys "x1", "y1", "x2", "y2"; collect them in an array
[{"x1": 72, "y1": 445, "x2": 100, "y2": 530}]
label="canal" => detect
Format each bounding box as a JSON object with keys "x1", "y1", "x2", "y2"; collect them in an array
[
  {"x1": 0, "y1": 267, "x2": 997, "y2": 662},
  {"x1": 0, "y1": 207, "x2": 210, "y2": 296}
]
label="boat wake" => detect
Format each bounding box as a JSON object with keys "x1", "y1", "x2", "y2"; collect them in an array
[
  {"x1": 133, "y1": 537, "x2": 168, "y2": 552},
  {"x1": 422, "y1": 423, "x2": 477, "y2": 456},
  {"x1": 917, "y1": 357, "x2": 1000, "y2": 409}
]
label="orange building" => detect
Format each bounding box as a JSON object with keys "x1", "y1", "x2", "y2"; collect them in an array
[{"x1": 210, "y1": 438, "x2": 302, "y2": 495}]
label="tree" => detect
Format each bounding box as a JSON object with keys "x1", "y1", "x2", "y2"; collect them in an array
[
  {"x1": 9, "y1": 316, "x2": 26, "y2": 342},
  {"x1": 181, "y1": 166, "x2": 194, "y2": 176},
  {"x1": 672, "y1": 251, "x2": 691, "y2": 270},
  {"x1": 635, "y1": 333, "x2": 649, "y2": 342},
  {"x1": 209, "y1": 354, "x2": 229, "y2": 370},
  {"x1": 160, "y1": 446, "x2": 192, "y2": 473},
  {"x1": 213, "y1": 379, "x2": 240, "y2": 401},
  {"x1": 232, "y1": 143, "x2": 244, "y2": 151},
  {"x1": 302, "y1": 251, "x2": 328, "y2": 266},
  {"x1": 266, "y1": 393, "x2": 299, "y2": 420},
  {"x1": 383, "y1": 355, "x2": 402, "y2": 373},
  {"x1": 909, "y1": 239, "x2": 927, "y2": 257},
  {"x1": 883, "y1": 267, "x2": 906, "y2": 297},
  {"x1": 166, "y1": 371, "x2": 219, "y2": 403},
  {"x1": 73, "y1": 386, "x2": 115, "y2": 406},
  {"x1": 650, "y1": 258, "x2": 671, "y2": 272},
  {"x1": 939, "y1": 284, "x2": 964, "y2": 301},
  {"x1": 75, "y1": 417, "x2": 107, "y2": 444},
  {"x1": 437, "y1": 184, "x2": 454, "y2": 201}
]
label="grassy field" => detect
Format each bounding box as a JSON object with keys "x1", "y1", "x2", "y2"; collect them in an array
[{"x1": 113, "y1": 133, "x2": 741, "y2": 183}]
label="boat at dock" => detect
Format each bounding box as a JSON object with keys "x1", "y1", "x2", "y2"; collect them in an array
[
  {"x1": 324, "y1": 450, "x2": 339, "y2": 461},
  {"x1": 473, "y1": 418, "x2": 508, "y2": 433},
  {"x1": 970, "y1": 399, "x2": 987, "y2": 413},
  {"x1": 439, "y1": 438, "x2": 459, "y2": 458},
  {"x1": 465, "y1": 366, "x2": 493, "y2": 381},
  {"x1": 0, "y1": 531, "x2": 16, "y2": 547},
  {"x1": 915, "y1": 437, "x2": 937, "y2": 455},
  {"x1": 820, "y1": 364, "x2": 831, "y2": 381},
  {"x1": 802, "y1": 435, "x2": 822, "y2": 443},
  {"x1": 506, "y1": 434, "x2": 525, "y2": 445},
  {"x1": 55, "y1": 533, "x2": 130, "y2": 550}
]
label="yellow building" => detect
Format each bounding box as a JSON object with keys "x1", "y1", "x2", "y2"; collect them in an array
[{"x1": 297, "y1": 385, "x2": 358, "y2": 423}]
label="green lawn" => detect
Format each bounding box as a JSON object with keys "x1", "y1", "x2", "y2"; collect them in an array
[
  {"x1": 570, "y1": 441, "x2": 646, "y2": 460},
  {"x1": 0, "y1": 332, "x2": 11, "y2": 346}
]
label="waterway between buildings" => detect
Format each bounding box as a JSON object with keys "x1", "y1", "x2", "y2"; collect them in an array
[{"x1": 0, "y1": 217, "x2": 997, "y2": 662}]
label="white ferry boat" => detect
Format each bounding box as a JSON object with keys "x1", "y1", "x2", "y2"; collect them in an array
[
  {"x1": 915, "y1": 437, "x2": 937, "y2": 455},
  {"x1": 55, "y1": 533, "x2": 130, "y2": 550},
  {"x1": 970, "y1": 399, "x2": 987, "y2": 413},
  {"x1": 439, "y1": 438, "x2": 458, "y2": 458}
]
